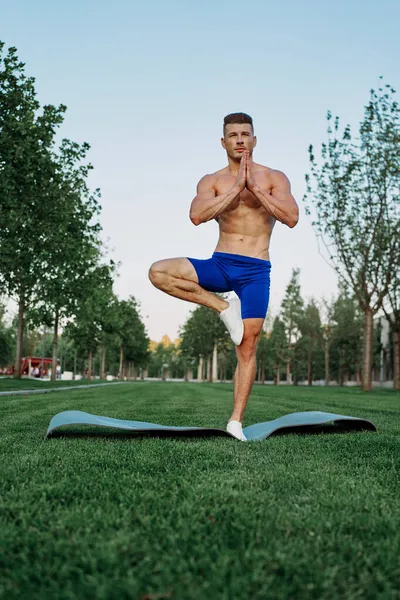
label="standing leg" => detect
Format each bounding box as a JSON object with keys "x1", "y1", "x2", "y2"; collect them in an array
[{"x1": 226, "y1": 318, "x2": 264, "y2": 439}]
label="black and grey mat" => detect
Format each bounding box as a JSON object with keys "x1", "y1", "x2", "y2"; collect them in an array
[{"x1": 46, "y1": 410, "x2": 376, "y2": 441}]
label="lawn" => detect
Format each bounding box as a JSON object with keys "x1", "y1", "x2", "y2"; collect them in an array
[{"x1": 0, "y1": 382, "x2": 399, "y2": 599}]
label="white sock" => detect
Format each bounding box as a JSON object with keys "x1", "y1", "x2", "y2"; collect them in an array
[
  {"x1": 226, "y1": 420, "x2": 247, "y2": 441},
  {"x1": 219, "y1": 298, "x2": 244, "y2": 346}
]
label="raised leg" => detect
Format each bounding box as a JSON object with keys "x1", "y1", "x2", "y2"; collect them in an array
[{"x1": 148, "y1": 258, "x2": 228, "y2": 313}]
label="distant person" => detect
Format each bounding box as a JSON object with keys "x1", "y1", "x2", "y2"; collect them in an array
[{"x1": 149, "y1": 113, "x2": 298, "y2": 440}]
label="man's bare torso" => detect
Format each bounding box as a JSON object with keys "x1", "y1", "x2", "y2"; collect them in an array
[{"x1": 210, "y1": 161, "x2": 276, "y2": 261}]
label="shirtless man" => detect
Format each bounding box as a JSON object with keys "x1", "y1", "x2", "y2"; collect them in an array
[{"x1": 149, "y1": 113, "x2": 299, "y2": 440}]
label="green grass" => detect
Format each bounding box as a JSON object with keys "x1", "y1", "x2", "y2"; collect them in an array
[{"x1": 0, "y1": 382, "x2": 400, "y2": 599}]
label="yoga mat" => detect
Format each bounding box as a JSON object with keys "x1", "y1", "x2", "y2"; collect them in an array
[{"x1": 46, "y1": 410, "x2": 376, "y2": 441}]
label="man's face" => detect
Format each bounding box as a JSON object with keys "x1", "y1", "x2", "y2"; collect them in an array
[{"x1": 221, "y1": 123, "x2": 256, "y2": 160}]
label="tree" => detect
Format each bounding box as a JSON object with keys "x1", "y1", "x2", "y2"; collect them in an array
[
  {"x1": 0, "y1": 43, "x2": 66, "y2": 377},
  {"x1": 117, "y1": 297, "x2": 150, "y2": 379},
  {"x1": 321, "y1": 298, "x2": 336, "y2": 385},
  {"x1": 64, "y1": 262, "x2": 116, "y2": 378},
  {"x1": 179, "y1": 300, "x2": 231, "y2": 382},
  {"x1": 30, "y1": 138, "x2": 104, "y2": 381},
  {"x1": 330, "y1": 290, "x2": 363, "y2": 385},
  {"x1": 268, "y1": 317, "x2": 287, "y2": 384},
  {"x1": 280, "y1": 268, "x2": 304, "y2": 383},
  {"x1": 298, "y1": 300, "x2": 323, "y2": 385},
  {"x1": 304, "y1": 79, "x2": 400, "y2": 390}
]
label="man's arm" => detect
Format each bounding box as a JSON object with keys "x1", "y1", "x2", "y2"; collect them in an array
[
  {"x1": 247, "y1": 159, "x2": 299, "y2": 228},
  {"x1": 189, "y1": 159, "x2": 246, "y2": 226}
]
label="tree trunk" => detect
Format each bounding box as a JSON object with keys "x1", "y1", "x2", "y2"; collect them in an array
[
  {"x1": 197, "y1": 356, "x2": 203, "y2": 382},
  {"x1": 14, "y1": 296, "x2": 25, "y2": 378},
  {"x1": 275, "y1": 366, "x2": 280, "y2": 385},
  {"x1": 59, "y1": 336, "x2": 63, "y2": 373},
  {"x1": 87, "y1": 350, "x2": 93, "y2": 380},
  {"x1": 361, "y1": 307, "x2": 373, "y2": 391},
  {"x1": 212, "y1": 343, "x2": 218, "y2": 382},
  {"x1": 393, "y1": 329, "x2": 400, "y2": 390},
  {"x1": 261, "y1": 361, "x2": 265, "y2": 384},
  {"x1": 207, "y1": 356, "x2": 211, "y2": 382},
  {"x1": 119, "y1": 346, "x2": 123, "y2": 379},
  {"x1": 100, "y1": 343, "x2": 106, "y2": 379},
  {"x1": 339, "y1": 362, "x2": 345, "y2": 386},
  {"x1": 325, "y1": 342, "x2": 330, "y2": 385},
  {"x1": 307, "y1": 347, "x2": 313, "y2": 386},
  {"x1": 51, "y1": 311, "x2": 59, "y2": 382},
  {"x1": 286, "y1": 359, "x2": 291, "y2": 384}
]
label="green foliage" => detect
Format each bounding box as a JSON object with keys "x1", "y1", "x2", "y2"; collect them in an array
[
  {"x1": 117, "y1": 297, "x2": 150, "y2": 368},
  {"x1": 147, "y1": 343, "x2": 184, "y2": 379},
  {"x1": 0, "y1": 301, "x2": 13, "y2": 366},
  {"x1": 179, "y1": 299, "x2": 231, "y2": 362},
  {"x1": 0, "y1": 43, "x2": 66, "y2": 303},
  {"x1": 281, "y1": 268, "x2": 304, "y2": 346},
  {"x1": 64, "y1": 262, "x2": 116, "y2": 358},
  {"x1": 268, "y1": 317, "x2": 287, "y2": 380},
  {"x1": 330, "y1": 289, "x2": 363, "y2": 383},
  {"x1": 295, "y1": 300, "x2": 324, "y2": 383},
  {"x1": 304, "y1": 80, "x2": 399, "y2": 313},
  {"x1": 28, "y1": 138, "x2": 104, "y2": 330}
]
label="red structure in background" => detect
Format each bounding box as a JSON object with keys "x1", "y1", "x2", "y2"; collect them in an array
[{"x1": 21, "y1": 357, "x2": 60, "y2": 377}]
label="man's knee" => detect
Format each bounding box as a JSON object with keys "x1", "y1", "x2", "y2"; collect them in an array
[
  {"x1": 237, "y1": 335, "x2": 259, "y2": 363},
  {"x1": 237, "y1": 321, "x2": 263, "y2": 362},
  {"x1": 148, "y1": 261, "x2": 166, "y2": 287}
]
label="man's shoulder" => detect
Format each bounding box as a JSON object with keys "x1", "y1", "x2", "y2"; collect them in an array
[
  {"x1": 254, "y1": 163, "x2": 285, "y2": 176},
  {"x1": 255, "y1": 164, "x2": 289, "y2": 184},
  {"x1": 207, "y1": 166, "x2": 230, "y2": 179},
  {"x1": 198, "y1": 166, "x2": 229, "y2": 184}
]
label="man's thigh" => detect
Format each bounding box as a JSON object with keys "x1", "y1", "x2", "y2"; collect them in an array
[{"x1": 149, "y1": 257, "x2": 200, "y2": 283}]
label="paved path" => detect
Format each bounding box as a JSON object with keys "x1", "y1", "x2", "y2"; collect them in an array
[{"x1": 0, "y1": 382, "x2": 130, "y2": 397}]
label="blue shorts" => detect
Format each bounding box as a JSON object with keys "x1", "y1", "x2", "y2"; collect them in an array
[{"x1": 187, "y1": 252, "x2": 271, "y2": 319}]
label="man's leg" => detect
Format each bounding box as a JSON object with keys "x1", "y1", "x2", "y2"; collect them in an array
[
  {"x1": 229, "y1": 318, "x2": 264, "y2": 423},
  {"x1": 148, "y1": 257, "x2": 228, "y2": 312}
]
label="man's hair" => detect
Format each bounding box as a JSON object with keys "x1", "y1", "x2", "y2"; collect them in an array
[{"x1": 223, "y1": 112, "x2": 254, "y2": 135}]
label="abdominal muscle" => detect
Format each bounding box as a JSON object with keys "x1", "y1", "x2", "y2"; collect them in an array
[{"x1": 214, "y1": 204, "x2": 275, "y2": 261}]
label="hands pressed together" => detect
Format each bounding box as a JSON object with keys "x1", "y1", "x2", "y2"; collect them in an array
[{"x1": 236, "y1": 150, "x2": 257, "y2": 193}]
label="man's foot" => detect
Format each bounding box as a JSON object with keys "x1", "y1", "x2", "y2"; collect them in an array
[
  {"x1": 219, "y1": 298, "x2": 244, "y2": 346},
  {"x1": 226, "y1": 420, "x2": 247, "y2": 441}
]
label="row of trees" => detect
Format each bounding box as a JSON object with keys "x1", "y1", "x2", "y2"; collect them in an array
[
  {"x1": 150, "y1": 268, "x2": 391, "y2": 387},
  {"x1": 0, "y1": 42, "x2": 150, "y2": 379},
  {"x1": 0, "y1": 296, "x2": 149, "y2": 379}
]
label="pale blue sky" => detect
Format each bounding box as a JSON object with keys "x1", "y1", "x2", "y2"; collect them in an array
[{"x1": 2, "y1": 0, "x2": 399, "y2": 340}]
